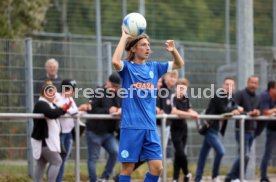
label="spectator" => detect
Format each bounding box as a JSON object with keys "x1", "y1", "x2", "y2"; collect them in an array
[
  {"x1": 195, "y1": 77, "x2": 243, "y2": 182},
  {"x1": 156, "y1": 70, "x2": 179, "y2": 147},
  {"x1": 54, "y1": 79, "x2": 91, "y2": 182},
  {"x1": 31, "y1": 82, "x2": 71, "y2": 182},
  {"x1": 170, "y1": 78, "x2": 198, "y2": 182},
  {"x1": 259, "y1": 80, "x2": 276, "y2": 182},
  {"x1": 224, "y1": 76, "x2": 261, "y2": 182},
  {"x1": 34, "y1": 58, "x2": 62, "y2": 100},
  {"x1": 86, "y1": 72, "x2": 121, "y2": 182}
]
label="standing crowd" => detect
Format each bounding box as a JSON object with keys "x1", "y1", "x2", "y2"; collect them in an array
[{"x1": 31, "y1": 33, "x2": 276, "y2": 182}]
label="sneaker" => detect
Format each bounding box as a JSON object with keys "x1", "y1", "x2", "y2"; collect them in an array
[
  {"x1": 260, "y1": 178, "x2": 270, "y2": 182},
  {"x1": 96, "y1": 178, "x2": 107, "y2": 182},
  {"x1": 231, "y1": 179, "x2": 247, "y2": 182},
  {"x1": 213, "y1": 177, "x2": 221, "y2": 182},
  {"x1": 184, "y1": 173, "x2": 192, "y2": 182}
]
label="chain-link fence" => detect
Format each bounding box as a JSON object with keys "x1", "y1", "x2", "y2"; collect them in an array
[{"x1": 0, "y1": 37, "x2": 276, "y2": 174}]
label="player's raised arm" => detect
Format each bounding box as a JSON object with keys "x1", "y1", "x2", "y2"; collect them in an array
[
  {"x1": 165, "y1": 40, "x2": 184, "y2": 69},
  {"x1": 112, "y1": 28, "x2": 131, "y2": 71}
]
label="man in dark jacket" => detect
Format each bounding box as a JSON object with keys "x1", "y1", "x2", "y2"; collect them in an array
[
  {"x1": 195, "y1": 77, "x2": 243, "y2": 182},
  {"x1": 86, "y1": 73, "x2": 121, "y2": 182},
  {"x1": 225, "y1": 75, "x2": 261, "y2": 182},
  {"x1": 259, "y1": 80, "x2": 276, "y2": 182}
]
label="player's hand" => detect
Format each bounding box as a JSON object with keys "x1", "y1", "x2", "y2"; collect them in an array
[
  {"x1": 121, "y1": 26, "x2": 133, "y2": 39},
  {"x1": 165, "y1": 40, "x2": 176, "y2": 52}
]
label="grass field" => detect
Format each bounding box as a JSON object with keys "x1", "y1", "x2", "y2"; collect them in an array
[{"x1": 0, "y1": 160, "x2": 275, "y2": 182}]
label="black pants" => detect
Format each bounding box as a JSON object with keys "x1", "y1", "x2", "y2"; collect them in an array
[{"x1": 171, "y1": 124, "x2": 189, "y2": 181}]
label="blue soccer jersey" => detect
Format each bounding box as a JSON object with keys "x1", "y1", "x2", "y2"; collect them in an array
[{"x1": 118, "y1": 60, "x2": 172, "y2": 130}]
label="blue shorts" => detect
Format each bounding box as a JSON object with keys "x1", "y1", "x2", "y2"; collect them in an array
[{"x1": 118, "y1": 128, "x2": 162, "y2": 162}]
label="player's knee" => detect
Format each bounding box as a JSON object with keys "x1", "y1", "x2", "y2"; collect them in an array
[
  {"x1": 121, "y1": 163, "x2": 135, "y2": 175},
  {"x1": 149, "y1": 164, "x2": 163, "y2": 175}
]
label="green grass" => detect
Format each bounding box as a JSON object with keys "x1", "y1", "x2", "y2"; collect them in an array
[{"x1": 0, "y1": 160, "x2": 275, "y2": 182}]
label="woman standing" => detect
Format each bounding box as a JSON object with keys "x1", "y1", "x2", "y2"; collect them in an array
[{"x1": 31, "y1": 82, "x2": 71, "y2": 182}]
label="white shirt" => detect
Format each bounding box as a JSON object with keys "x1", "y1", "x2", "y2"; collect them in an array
[
  {"x1": 55, "y1": 93, "x2": 78, "y2": 133},
  {"x1": 31, "y1": 97, "x2": 61, "y2": 159}
]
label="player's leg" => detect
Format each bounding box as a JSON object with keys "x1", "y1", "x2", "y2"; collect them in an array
[
  {"x1": 118, "y1": 129, "x2": 145, "y2": 181},
  {"x1": 141, "y1": 130, "x2": 163, "y2": 182},
  {"x1": 146, "y1": 159, "x2": 163, "y2": 179},
  {"x1": 119, "y1": 162, "x2": 135, "y2": 181}
]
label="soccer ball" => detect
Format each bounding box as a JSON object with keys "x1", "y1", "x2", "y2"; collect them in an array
[{"x1": 122, "y1": 12, "x2": 147, "y2": 36}]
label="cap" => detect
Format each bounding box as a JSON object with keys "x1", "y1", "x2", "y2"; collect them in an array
[
  {"x1": 61, "y1": 79, "x2": 77, "y2": 91},
  {"x1": 109, "y1": 72, "x2": 121, "y2": 87}
]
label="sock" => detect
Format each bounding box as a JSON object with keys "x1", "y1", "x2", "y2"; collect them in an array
[
  {"x1": 144, "y1": 172, "x2": 159, "y2": 182},
  {"x1": 119, "y1": 175, "x2": 131, "y2": 182}
]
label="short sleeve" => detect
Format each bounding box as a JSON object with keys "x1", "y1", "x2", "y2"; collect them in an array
[
  {"x1": 117, "y1": 60, "x2": 125, "y2": 72},
  {"x1": 118, "y1": 60, "x2": 127, "y2": 79},
  {"x1": 156, "y1": 61, "x2": 173, "y2": 78}
]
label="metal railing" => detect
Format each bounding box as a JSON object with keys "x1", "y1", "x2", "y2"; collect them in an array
[{"x1": 0, "y1": 113, "x2": 275, "y2": 182}]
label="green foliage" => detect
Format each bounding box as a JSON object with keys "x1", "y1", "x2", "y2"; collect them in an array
[
  {"x1": 0, "y1": 0, "x2": 273, "y2": 45},
  {"x1": 0, "y1": 0, "x2": 50, "y2": 38}
]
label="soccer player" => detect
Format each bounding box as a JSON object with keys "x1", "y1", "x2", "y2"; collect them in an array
[{"x1": 112, "y1": 28, "x2": 184, "y2": 182}]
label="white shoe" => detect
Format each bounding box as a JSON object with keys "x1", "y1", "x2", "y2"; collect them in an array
[
  {"x1": 96, "y1": 178, "x2": 106, "y2": 182},
  {"x1": 186, "y1": 173, "x2": 192, "y2": 178},
  {"x1": 184, "y1": 173, "x2": 192, "y2": 181},
  {"x1": 212, "y1": 176, "x2": 221, "y2": 182},
  {"x1": 231, "y1": 179, "x2": 247, "y2": 182}
]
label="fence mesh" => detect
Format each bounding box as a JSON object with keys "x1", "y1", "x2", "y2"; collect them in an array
[{"x1": 0, "y1": 38, "x2": 275, "y2": 171}]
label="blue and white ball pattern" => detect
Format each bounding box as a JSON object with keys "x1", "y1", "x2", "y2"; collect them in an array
[{"x1": 122, "y1": 12, "x2": 147, "y2": 36}]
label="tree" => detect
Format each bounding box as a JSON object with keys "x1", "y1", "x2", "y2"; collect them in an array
[{"x1": 0, "y1": 0, "x2": 50, "y2": 38}]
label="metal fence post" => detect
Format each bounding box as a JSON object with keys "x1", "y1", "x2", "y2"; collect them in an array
[
  {"x1": 75, "y1": 116, "x2": 81, "y2": 182},
  {"x1": 25, "y1": 38, "x2": 34, "y2": 177},
  {"x1": 96, "y1": 0, "x2": 103, "y2": 86},
  {"x1": 161, "y1": 114, "x2": 167, "y2": 182},
  {"x1": 103, "y1": 42, "x2": 112, "y2": 79},
  {"x1": 177, "y1": 43, "x2": 185, "y2": 78},
  {"x1": 240, "y1": 116, "x2": 245, "y2": 182}
]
